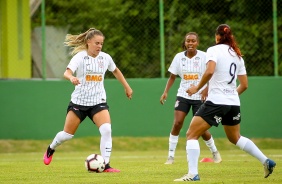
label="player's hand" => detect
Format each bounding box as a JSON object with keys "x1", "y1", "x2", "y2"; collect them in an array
[
  {"x1": 200, "y1": 86, "x2": 208, "y2": 102},
  {"x1": 186, "y1": 84, "x2": 198, "y2": 96},
  {"x1": 125, "y1": 87, "x2": 133, "y2": 100},
  {"x1": 160, "y1": 93, "x2": 167, "y2": 105},
  {"x1": 70, "y1": 76, "x2": 80, "y2": 85}
]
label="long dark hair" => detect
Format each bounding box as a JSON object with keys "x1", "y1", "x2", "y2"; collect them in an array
[{"x1": 215, "y1": 24, "x2": 242, "y2": 58}]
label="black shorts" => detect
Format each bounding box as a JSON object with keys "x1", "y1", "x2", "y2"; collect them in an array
[
  {"x1": 67, "y1": 101, "x2": 109, "y2": 123},
  {"x1": 195, "y1": 101, "x2": 241, "y2": 127},
  {"x1": 174, "y1": 96, "x2": 202, "y2": 115}
]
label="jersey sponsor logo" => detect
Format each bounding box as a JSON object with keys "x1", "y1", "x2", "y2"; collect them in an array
[
  {"x1": 85, "y1": 74, "x2": 102, "y2": 81},
  {"x1": 183, "y1": 73, "x2": 199, "y2": 80},
  {"x1": 223, "y1": 88, "x2": 235, "y2": 94}
]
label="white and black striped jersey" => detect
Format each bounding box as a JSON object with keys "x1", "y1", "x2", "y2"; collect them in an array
[
  {"x1": 168, "y1": 50, "x2": 206, "y2": 100},
  {"x1": 205, "y1": 44, "x2": 247, "y2": 105},
  {"x1": 67, "y1": 50, "x2": 116, "y2": 106}
]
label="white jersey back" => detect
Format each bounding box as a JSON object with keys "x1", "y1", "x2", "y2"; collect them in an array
[
  {"x1": 67, "y1": 50, "x2": 116, "y2": 106},
  {"x1": 206, "y1": 44, "x2": 247, "y2": 105},
  {"x1": 168, "y1": 50, "x2": 206, "y2": 100}
]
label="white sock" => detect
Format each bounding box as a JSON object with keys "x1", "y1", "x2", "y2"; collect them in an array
[
  {"x1": 50, "y1": 131, "x2": 74, "y2": 150},
  {"x1": 236, "y1": 136, "x2": 267, "y2": 164},
  {"x1": 168, "y1": 133, "x2": 179, "y2": 157},
  {"x1": 186, "y1": 140, "x2": 200, "y2": 175},
  {"x1": 99, "y1": 123, "x2": 112, "y2": 164},
  {"x1": 204, "y1": 136, "x2": 217, "y2": 153}
]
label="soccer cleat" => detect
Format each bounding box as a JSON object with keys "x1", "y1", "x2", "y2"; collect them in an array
[
  {"x1": 43, "y1": 146, "x2": 55, "y2": 165},
  {"x1": 164, "y1": 156, "x2": 174, "y2": 164},
  {"x1": 212, "y1": 151, "x2": 222, "y2": 163},
  {"x1": 174, "y1": 173, "x2": 200, "y2": 181},
  {"x1": 263, "y1": 159, "x2": 276, "y2": 178},
  {"x1": 103, "y1": 163, "x2": 120, "y2": 173}
]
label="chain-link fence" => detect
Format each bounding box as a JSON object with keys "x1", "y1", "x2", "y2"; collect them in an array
[{"x1": 30, "y1": 0, "x2": 282, "y2": 78}]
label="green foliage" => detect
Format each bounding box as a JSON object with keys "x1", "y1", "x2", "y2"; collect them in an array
[{"x1": 31, "y1": 0, "x2": 282, "y2": 77}]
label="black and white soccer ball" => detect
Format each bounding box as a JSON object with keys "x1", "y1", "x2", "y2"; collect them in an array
[{"x1": 85, "y1": 154, "x2": 105, "y2": 173}]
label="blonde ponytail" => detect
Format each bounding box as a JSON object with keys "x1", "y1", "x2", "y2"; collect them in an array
[{"x1": 64, "y1": 28, "x2": 104, "y2": 56}]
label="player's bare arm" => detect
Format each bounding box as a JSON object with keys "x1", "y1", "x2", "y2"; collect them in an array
[
  {"x1": 187, "y1": 61, "x2": 215, "y2": 96},
  {"x1": 64, "y1": 68, "x2": 80, "y2": 85},
  {"x1": 237, "y1": 75, "x2": 248, "y2": 95},
  {"x1": 112, "y1": 67, "x2": 133, "y2": 99},
  {"x1": 200, "y1": 85, "x2": 208, "y2": 101},
  {"x1": 160, "y1": 74, "x2": 176, "y2": 105}
]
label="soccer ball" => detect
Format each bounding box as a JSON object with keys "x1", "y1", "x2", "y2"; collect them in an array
[{"x1": 85, "y1": 154, "x2": 105, "y2": 173}]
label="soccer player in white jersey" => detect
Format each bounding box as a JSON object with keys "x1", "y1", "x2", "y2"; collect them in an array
[
  {"x1": 43, "y1": 28, "x2": 133, "y2": 172},
  {"x1": 160, "y1": 32, "x2": 221, "y2": 164},
  {"x1": 174, "y1": 24, "x2": 276, "y2": 181}
]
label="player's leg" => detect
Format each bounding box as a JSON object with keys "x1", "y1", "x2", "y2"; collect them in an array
[
  {"x1": 43, "y1": 110, "x2": 80, "y2": 165},
  {"x1": 165, "y1": 110, "x2": 186, "y2": 164},
  {"x1": 92, "y1": 109, "x2": 119, "y2": 172},
  {"x1": 201, "y1": 130, "x2": 222, "y2": 163},
  {"x1": 186, "y1": 116, "x2": 211, "y2": 173},
  {"x1": 174, "y1": 116, "x2": 210, "y2": 181},
  {"x1": 93, "y1": 109, "x2": 111, "y2": 164},
  {"x1": 165, "y1": 97, "x2": 189, "y2": 164},
  {"x1": 192, "y1": 101, "x2": 222, "y2": 163},
  {"x1": 223, "y1": 106, "x2": 276, "y2": 178},
  {"x1": 224, "y1": 124, "x2": 276, "y2": 178}
]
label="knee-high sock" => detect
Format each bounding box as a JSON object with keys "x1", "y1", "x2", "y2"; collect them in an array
[
  {"x1": 50, "y1": 131, "x2": 74, "y2": 150},
  {"x1": 204, "y1": 136, "x2": 217, "y2": 153},
  {"x1": 186, "y1": 140, "x2": 200, "y2": 175},
  {"x1": 168, "y1": 133, "x2": 179, "y2": 157},
  {"x1": 99, "y1": 123, "x2": 112, "y2": 164},
  {"x1": 236, "y1": 136, "x2": 267, "y2": 164}
]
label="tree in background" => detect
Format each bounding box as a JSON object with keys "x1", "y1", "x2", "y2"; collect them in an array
[{"x1": 31, "y1": 0, "x2": 282, "y2": 77}]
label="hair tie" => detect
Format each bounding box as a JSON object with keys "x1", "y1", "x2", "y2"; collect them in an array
[{"x1": 224, "y1": 27, "x2": 228, "y2": 32}]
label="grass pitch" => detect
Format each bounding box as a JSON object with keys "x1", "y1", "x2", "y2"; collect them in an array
[{"x1": 0, "y1": 137, "x2": 281, "y2": 184}]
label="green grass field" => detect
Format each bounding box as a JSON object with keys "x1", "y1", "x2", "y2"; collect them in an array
[{"x1": 0, "y1": 137, "x2": 281, "y2": 184}]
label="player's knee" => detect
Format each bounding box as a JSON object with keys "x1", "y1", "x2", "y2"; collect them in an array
[
  {"x1": 201, "y1": 131, "x2": 212, "y2": 140},
  {"x1": 227, "y1": 136, "x2": 238, "y2": 145},
  {"x1": 58, "y1": 131, "x2": 74, "y2": 143},
  {"x1": 186, "y1": 130, "x2": 201, "y2": 140},
  {"x1": 99, "y1": 123, "x2": 112, "y2": 136},
  {"x1": 173, "y1": 120, "x2": 184, "y2": 129}
]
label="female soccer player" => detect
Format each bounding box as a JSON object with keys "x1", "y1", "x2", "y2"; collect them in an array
[
  {"x1": 160, "y1": 32, "x2": 221, "y2": 165},
  {"x1": 174, "y1": 24, "x2": 276, "y2": 181},
  {"x1": 43, "y1": 28, "x2": 133, "y2": 173}
]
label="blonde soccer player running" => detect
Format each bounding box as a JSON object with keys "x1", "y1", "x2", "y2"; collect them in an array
[{"x1": 43, "y1": 28, "x2": 133, "y2": 172}]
